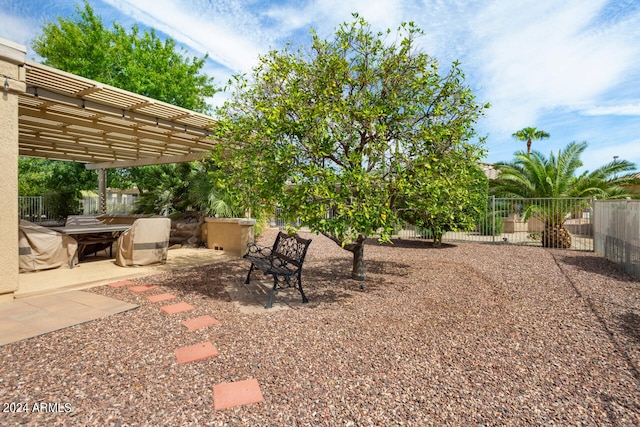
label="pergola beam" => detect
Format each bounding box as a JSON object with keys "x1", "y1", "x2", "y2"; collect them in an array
[{"x1": 85, "y1": 152, "x2": 209, "y2": 170}]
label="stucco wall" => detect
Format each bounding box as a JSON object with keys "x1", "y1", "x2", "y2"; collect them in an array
[
  {"x1": 204, "y1": 218, "x2": 256, "y2": 257},
  {"x1": 0, "y1": 38, "x2": 26, "y2": 302}
]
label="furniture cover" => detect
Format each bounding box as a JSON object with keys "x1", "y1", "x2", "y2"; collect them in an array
[
  {"x1": 115, "y1": 218, "x2": 171, "y2": 267},
  {"x1": 18, "y1": 220, "x2": 78, "y2": 272},
  {"x1": 63, "y1": 215, "x2": 120, "y2": 259}
]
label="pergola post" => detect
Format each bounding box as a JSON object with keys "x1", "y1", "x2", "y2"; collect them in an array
[
  {"x1": 0, "y1": 38, "x2": 26, "y2": 302},
  {"x1": 98, "y1": 168, "x2": 107, "y2": 214}
]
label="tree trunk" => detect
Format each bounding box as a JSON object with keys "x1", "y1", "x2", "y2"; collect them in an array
[
  {"x1": 542, "y1": 224, "x2": 572, "y2": 248},
  {"x1": 322, "y1": 233, "x2": 366, "y2": 281},
  {"x1": 350, "y1": 237, "x2": 365, "y2": 281},
  {"x1": 432, "y1": 231, "x2": 443, "y2": 248}
]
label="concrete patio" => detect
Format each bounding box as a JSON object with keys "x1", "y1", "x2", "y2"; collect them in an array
[{"x1": 15, "y1": 246, "x2": 235, "y2": 299}]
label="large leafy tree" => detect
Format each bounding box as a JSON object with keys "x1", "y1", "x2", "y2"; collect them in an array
[
  {"x1": 32, "y1": 0, "x2": 216, "y2": 113},
  {"x1": 490, "y1": 141, "x2": 639, "y2": 247},
  {"x1": 210, "y1": 16, "x2": 488, "y2": 280},
  {"x1": 19, "y1": 158, "x2": 98, "y2": 220},
  {"x1": 19, "y1": 158, "x2": 97, "y2": 196},
  {"x1": 29, "y1": 1, "x2": 219, "y2": 205},
  {"x1": 512, "y1": 127, "x2": 550, "y2": 155}
]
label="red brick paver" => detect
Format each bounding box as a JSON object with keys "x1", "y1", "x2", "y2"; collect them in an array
[
  {"x1": 174, "y1": 342, "x2": 219, "y2": 364},
  {"x1": 161, "y1": 302, "x2": 195, "y2": 314},
  {"x1": 108, "y1": 280, "x2": 136, "y2": 288},
  {"x1": 181, "y1": 315, "x2": 221, "y2": 331},
  {"x1": 128, "y1": 285, "x2": 158, "y2": 293},
  {"x1": 213, "y1": 378, "x2": 264, "y2": 410},
  {"x1": 147, "y1": 293, "x2": 177, "y2": 303}
]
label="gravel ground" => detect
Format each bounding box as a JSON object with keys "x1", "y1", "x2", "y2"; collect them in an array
[{"x1": 1, "y1": 229, "x2": 639, "y2": 426}]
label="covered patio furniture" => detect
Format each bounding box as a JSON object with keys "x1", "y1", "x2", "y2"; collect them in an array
[
  {"x1": 115, "y1": 218, "x2": 171, "y2": 267},
  {"x1": 64, "y1": 215, "x2": 120, "y2": 259},
  {"x1": 18, "y1": 220, "x2": 78, "y2": 272}
]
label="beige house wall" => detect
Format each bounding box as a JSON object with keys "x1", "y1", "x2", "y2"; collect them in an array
[{"x1": 0, "y1": 39, "x2": 26, "y2": 302}]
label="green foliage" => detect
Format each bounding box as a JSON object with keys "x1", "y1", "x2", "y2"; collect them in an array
[
  {"x1": 18, "y1": 158, "x2": 49, "y2": 196},
  {"x1": 491, "y1": 141, "x2": 639, "y2": 247},
  {"x1": 399, "y1": 153, "x2": 488, "y2": 246},
  {"x1": 512, "y1": 127, "x2": 550, "y2": 154},
  {"x1": 19, "y1": 158, "x2": 97, "y2": 216},
  {"x1": 44, "y1": 189, "x2": 80, "y2": 221},
  {"x1": 32, "y1": 1, "x2": 217, "y2": 113},
  {"x1": 490, "y1": 141, "x2": 638, "y2": 200},
  {"x1": 210, "y1": 15, "x2": 487, "y2": 278},
  {"x1": 128, "y1": 161, "x2": 248, "y2": 221},
  {"x1": 477, "y1": 213, "x2": 504, "y2": 236}
]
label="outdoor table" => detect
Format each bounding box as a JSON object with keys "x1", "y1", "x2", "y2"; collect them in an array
[{"x1": 49, "y1": 224, "x2": 131, "y2": 267}]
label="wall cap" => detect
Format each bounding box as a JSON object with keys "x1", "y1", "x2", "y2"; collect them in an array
[{"x1": 0, "y1": 38, "x2": 26, "y2": 65}]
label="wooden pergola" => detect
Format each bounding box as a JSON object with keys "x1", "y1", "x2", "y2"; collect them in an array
[{"x1": 18, "y1": 61, "x2": 218, "y2": 170}]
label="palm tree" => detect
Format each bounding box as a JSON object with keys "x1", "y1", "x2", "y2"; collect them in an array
[
  {"x1": 512, "y1": 127, "x2": 550, "y2": 155},
  {"x1": 490, "y1": 141, "x2": 639, "y2": 248}
]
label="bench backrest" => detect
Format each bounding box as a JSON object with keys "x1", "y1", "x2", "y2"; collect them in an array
[{"x1": 272, "y1": 232, "x2": 312, "y2": 268}]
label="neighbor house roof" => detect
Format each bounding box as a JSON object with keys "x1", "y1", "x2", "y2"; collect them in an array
[{"x1": 18, "y1": 61, "x2": 218, "y2": 170}]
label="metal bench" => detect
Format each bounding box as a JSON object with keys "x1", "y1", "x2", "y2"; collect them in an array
[{"x1": 243, "y1": 232, "x2": 312, "y2": 308}]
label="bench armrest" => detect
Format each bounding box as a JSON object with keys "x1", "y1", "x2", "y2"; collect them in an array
[{"x1": 244, "y1": 243, "x2": 272, "y2": 258}]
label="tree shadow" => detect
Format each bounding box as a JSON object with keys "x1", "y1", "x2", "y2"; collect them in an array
[
  {"x1": 302, "y1": 257, "x2": 411, "y2": 295},
  {"x1": 365, "y1": 237, "x2": 457, "y2": 249},
  {"x1": 141, "y1": 260, "x2": 242, "y2": 301},
  {"x1": 132, "y1": 256, "x2": 405, "y2": 308},
  {"x1": 559, "y1": 255, "x2": 637, "y2": 283},
  {"x1": 618, "y1": 312, "x2": 640, "y2": 344}
]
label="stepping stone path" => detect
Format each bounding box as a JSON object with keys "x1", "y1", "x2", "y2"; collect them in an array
[
  {"x1": 182, "y1": 315, "x2": 221, "y2": 331},
  {"x1": 160, "y1": 301, "x2": 195, "y2": 314},
  {"x1": 213, "y1": 378, "x2": 264, "y2": 411},
  {"x1": 106, "y1": 279, "x2": 265, "y2": 411},
  {"x1": 147, "y1": 293, "x2": 177, "y2": 303},
  {"x1": 175, "y1": 341, "x2": 219, "y2": 364}
]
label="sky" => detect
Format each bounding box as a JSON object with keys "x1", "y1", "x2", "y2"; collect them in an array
[{"x1": 1, "y1": 0, "x2": 639, "y2": 171}]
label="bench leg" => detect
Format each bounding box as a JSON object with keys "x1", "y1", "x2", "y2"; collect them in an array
[
  {"x1": 244, "y1": 263, "x2": 255, "y2": 285},
  {"x1": 298, "y1": 276, "x2": 309, "y2": 304},
  {"x1": 266, "y1": 276, "x2": 278, "y2": 309},
  {"x1": 299, "y1": 287, "x2": 309, "y2": 304}
]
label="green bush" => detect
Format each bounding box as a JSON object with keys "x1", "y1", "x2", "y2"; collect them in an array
[
  {"x1": 44, "y1": 190, "x2": 80, "y2": 221},
  {"x1": 478, "y1": 213, "x2": 504, "y2": 236}
]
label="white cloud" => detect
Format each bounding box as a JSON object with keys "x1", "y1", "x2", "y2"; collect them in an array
[
  {"x1": 469, "y1": 0, "x2": 640, "y2": 133},
  {"x1": 581, "y1": 138, "x2": 640, "y2": 171},
  {"x1": 266, "y1": 0, "x2": 407, "y2": 34},
  {"x1": 103, "y1": 0, "x2": 269, "y2": 72},
  {"x1": 580, "y1": 104, "x2": 640, "y2": 116},
  {"x1": 0, "y1": 12, "x2": 36, "y2": 47}
]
